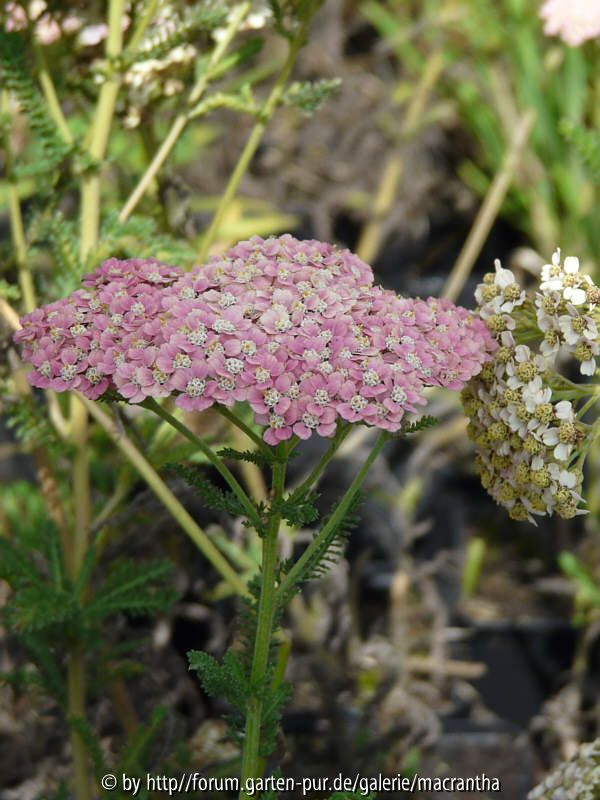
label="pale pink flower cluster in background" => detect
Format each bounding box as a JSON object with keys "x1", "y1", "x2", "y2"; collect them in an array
[
  {"x1": 15, "y1": 235, "x2": 495, "y2": 444},
  {"x1": 4, "y1": 1, "x2": 80, "y2": 45},
  {"x1": 540, "y1": 0, "x2": 600, "y2": 46}
]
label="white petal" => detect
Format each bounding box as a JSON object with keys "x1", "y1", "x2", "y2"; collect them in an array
[
  {"x1": 581, "y1": 359, "x2": 596, "y2": 376},
  {"x1": 515, "y1": 345, "x2": 530, "y2": 362},
  {"x1": 564, "y1": 256, "x2": 580, "y2": 274},
  {"x1": 554, "y1": 443, "x2": 571, "y2": 461},
  {"x1": 565, "y1": 287, "x2": 586, "y2": 305},
  {"x1": 542, "y1": 428, "x2": 559, "y2": 446},
  {"x1": 555, "y1": 400, "x2": 573, "y2": 420}
]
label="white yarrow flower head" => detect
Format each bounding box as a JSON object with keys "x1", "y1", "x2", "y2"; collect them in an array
[
  {"x1": 528, "y1": 738, "x2": 600, "y2": 800},
  {"x1": 463, "y1": 249, "x2": 599, "y2": 521}
]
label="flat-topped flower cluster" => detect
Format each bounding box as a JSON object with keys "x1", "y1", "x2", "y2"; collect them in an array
[
  {"x1": 15, "y1": 235, "x2": 495, "y2": 444},
  {"x1": 462, "y1": 250, "x2": 599, "y2": 521}
]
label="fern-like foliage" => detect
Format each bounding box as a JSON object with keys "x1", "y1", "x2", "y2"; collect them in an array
[
  {"x1": 127, "y1": 3, "x2": 229, "y2": 65},
  {"x1": 279, "y1": 492, "x2": 362, "y2": 603},
  {"x1": 84, "y1": 558, "x2": 178, "y2": 620},
  {"x1": 1, "y1": 484, "x2": 180, "y2": 709},
  {"x1": 218, "y1": 446, "x2": 275, "y2": 468},
  {"x1": 172, "y1": 463, "x2": 247, "y2": 518},
  {"x1": 283, "y1": 78, "x2": 341, "y2": 114},
  {"x1": 188, "y1": 644, "x2": 290, "y2": 759},
  {"x1": 271, "y1": 492, "x2": 319, "y2": 527},
  {"x1": 9, "y1": 583, "x2": 80, "y2": 633},
  {"x1": 95, "y1": 211, "x2": 197, "y2": 268},
  {"x1": 189, "y1": 564, "x2": 290, "y2": 759},
  {"x1": 4, "y1": 392, "x2": 72, "y2": 462},
  {"x1": 188, "y1": 649, "x2": 250, "y2": 736},
  {"x1": 559, "y1": 119, "x2": 600, "y2": 182},
  {"x1": 0, "y1": 32, "x2": 72, "y2": 179},
  {"x1": 400, "y1": 414, "x2": 438, "y2": 435}
]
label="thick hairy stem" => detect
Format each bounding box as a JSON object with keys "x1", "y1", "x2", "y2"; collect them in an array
[
  {"x1": 239, "y1": 459, "x2": 286, "y2": 798},
  {"x1": 198, "y1": 18, "x2": 311, "y2": 261}
]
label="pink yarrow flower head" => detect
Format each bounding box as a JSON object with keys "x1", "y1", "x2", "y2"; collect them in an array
[
  {"x1": 15, "y1": 236, "x2": 495, "y2": 442},
  {"x1": 540, "y1": 0, "x2": 600, "y2": 46}
]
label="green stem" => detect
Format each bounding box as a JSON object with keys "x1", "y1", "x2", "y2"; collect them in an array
[
  {"x1": 126, "y1": 0, "x2": 160, "y2": 53},
  {"x1": 80, "y1": 0, "x2": 125, "y2": 259},
  {"x1": 67, "y1": 5, "x2": 126, "y2": 797},
  {"x1": 577, "y1": 392, "x2": 600, "y2": 420},
  {"x1": 214, "y1": 404, "x2": 270, "y2": 455},
  {"x1": 142, "y1": 399, "x2": 262, "y2": 530},
  {"x1": 81, "y1": 396, "x2": 248, "y2": 596},
  {"x1": 67, "y1": 649, "x2": 90, "y2": 800},
  {"x1": 118, "y1": 2, "x2": 251, "y2": 223},
  {"x1": 239, "y1": 458, "x2": 286, "y2": 798},
  {"x1": 33, "y1": 43, "x2": 73, "y2": 144},
  {"x1": 2, "y1": 90, "x2": 36, "y2": 313},
  {"x1": 286, "y1": 423, "x2": 350, "y2": 505},
  {"x1": 198, "y1": 19, "x2": 311, "y2": 261},
  {"x1": 277, "y1": 431, "x2": 388, "y2": 604}
]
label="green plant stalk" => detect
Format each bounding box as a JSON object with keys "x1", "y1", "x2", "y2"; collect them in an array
[
  {"x1": 32, "y1": 43, "x2": 73, "y2": 144},
  {"x1": 67, "y1": 649, "x2": 89, "y2": 800},
  {"x1": 142, "y1": 399, "x2": 262, "y2": 530},
  {"x1": 2, "y1": 77, "x2": 92, "y2": 796},
  {"x1": 277, "y1": 431, "x2": 388, "y2": 603},
  {"x1": 239, "y1": 458, "x2": 286, "y2": 798},
  {"x1": 81, "y1": 396, "x2": 248, "y2": 596},
  {"x1": 67, "y1": 4, "x2": 126, "y2": 798},
  {"x1": 126, "y1": 0, "x2": 160, "y2": 53},
  {"x1": 198, "y1": 18, "x2": 311, "y2": 261},
  {"x1": 75, "y1": 0, "x2": 126, "y2": 555},
  {"x1": 118, "y1": 2, "x2": 251, "y2": 223},
  {"x1": 2, "y1": 90, "x2": 36, "y2": 313},
  {"x1": 214, "y1": 404, "x2": 270, "y2": 456},
  {"x1": 286, "y1": 422, "x2": 351, "y2": 505},
  {"x1": 80, "y1": 0, "x2": 125, "y2": 257}
]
